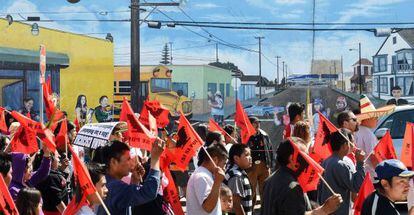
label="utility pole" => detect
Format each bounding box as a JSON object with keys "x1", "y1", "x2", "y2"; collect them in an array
[
  {"x1": 285, "y1": 64, "x2": 288, "y2": 86},
  {"x1": 358, "y1": 42, "x2": 362, "y2": 95},
  {"x1": 131, "y1": 0, "x2": 141, "y2": 112},
  {"x1": 215, "y1": 43, "x2": 219, "y2": 63},
  {"x1": 276, "y1": 56, "x2": 281, "y2": 90},
  {"x1": 169, "y1": 42, "x2": 173, "y2": 65},
  {"x1": 130, "y1": 0, "x2": 178, "y2": 112},
  {"x1": 341, "y1": 55, "x2": 344, "y2": 91},
  {"x1": 334, "y1": 61, "x2": 337, "y2": 88},
  {"x1": 255, "y1": 36, "x2": 264, "y2": 99},
  {"x1": 282, "y1": 61, "x2": 285, "y2": 88}
]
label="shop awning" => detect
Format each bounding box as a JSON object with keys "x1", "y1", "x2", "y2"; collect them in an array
[{"x1": 0, "y1": 46, "x2": 69, "y2": 66}]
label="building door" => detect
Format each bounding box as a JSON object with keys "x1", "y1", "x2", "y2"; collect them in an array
[
  {"x1": 390, "y1": 77, "x2": 394, "y2": 95},
  {"x1": 3, "y1": 81, "x2": 23, "y2": 110}
]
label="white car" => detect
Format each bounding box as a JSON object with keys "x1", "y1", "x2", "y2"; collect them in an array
[{"x1": 374, "y1": 105, "x2": 414, "y2": 157}]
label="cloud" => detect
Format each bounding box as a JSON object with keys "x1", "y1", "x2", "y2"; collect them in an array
[
  {"x1": 334, "y1": 0, "x2": 407, "y2": 24},
  {"x1": 275, "y1": 0, "x2": 306, "y2": 5},
  {"x1": 279, "y1": 9, "x2": 304, "y2": 19},
  {"x1": 192, "y1": 3, "x2": 220, "y2": 9}
]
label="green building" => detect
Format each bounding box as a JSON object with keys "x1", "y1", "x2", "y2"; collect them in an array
[{"x1": 170, "y1": 65, "x2": 234, "y2": 114}]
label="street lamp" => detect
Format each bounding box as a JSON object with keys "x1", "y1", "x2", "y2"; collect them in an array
[{"x1": 349, "y1": 42, "x2": 362, "y2": 95}]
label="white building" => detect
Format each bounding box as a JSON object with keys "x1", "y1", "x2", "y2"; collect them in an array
[{"x1": 372, "y1": 29, "x2": 414, "y2": 101}]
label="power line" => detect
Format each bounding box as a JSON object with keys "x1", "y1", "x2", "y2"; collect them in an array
[
  {"x1": 144, "y1": 19, "x2": 414, "y2": 26},
  {"x1": 174, "y1": 3, "x2": 257, "y2": 53},
  {"x1": 0, "y1": 10, "x2": 130, "y2": 15},
  {"x1": 144, "y1": 0, "x2": 258, "y2": 53}
]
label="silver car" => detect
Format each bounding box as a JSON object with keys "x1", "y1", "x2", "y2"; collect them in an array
[{"x1": 374, "y1": 105, "x2": 414, "y2": 158}]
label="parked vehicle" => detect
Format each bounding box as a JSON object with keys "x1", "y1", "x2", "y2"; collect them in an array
[
  {"x1": 244, "y1": 102, "x2": 284, "y2": 118},
  {"x1": 374, "y1": 105, "x2": 414, "y2": 157}
]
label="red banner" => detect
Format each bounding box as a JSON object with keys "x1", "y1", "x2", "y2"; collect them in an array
[
  {"x1": 0, "y1": 107, "x2": 8, "y2": 134},
  {"x1": 401, "y1": 122, "x2": 414, "y2": 168},
  {"x1": 0, "y1": 174, "x2": 18, "y2": 215},
  {"x1": 208, "y1": 118, "x2": 233, "y2": 141},
  {"x1": 168, "y1": 113, "x2": 204, "y2": 171},
  {"x1": 353, "y1": 172, "x2": 374, "y2": 215},
  {"x1": 64, "y1": 145, "x2": 97, "y2": 215},
  {"x1": 310, "y1": 112, "x2": 337, "y2": 163},
  {"x1": 55, "y1": 119, "x2": 69, "y2": 149},
  {"x1": 140, "y1": 100, "x2": 170, "y2": 129},
  {"x1": 235, "y1": 100, "x2": 256, "y2": 144},
  {"x1": 289, "y1": 138, "x2": 325, "y2": 192},
  {"x1": 42, "y1": 81, "x2": 64, "y2": 130},
  {"x1": 371, "y1": 131, "x2": 397, "y2": 166},
  {"x1": 162, "y1": 164, "x2": 184, "y2": 215},
  {"x1": 120, "y1": 98, "x2": 156, "y2": 151}
]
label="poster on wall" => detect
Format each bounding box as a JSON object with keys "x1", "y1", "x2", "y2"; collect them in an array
[{"x1": 73, "y1": 122, "x2": 119, "y2": 149}]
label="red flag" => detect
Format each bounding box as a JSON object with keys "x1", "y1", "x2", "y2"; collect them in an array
[
  {"x1": 235, "y1": 100, "x2": 256, "y2": 144},
  {"x1": 167, "y1": 112, "x2": 204, "y2": 171},
  {"x1": 0, "y1": 107, "x2": 8, "y2": 134},
  {"x1": 401, "y1": 122, "x2": 414, "y2": 168},
  {"x1": 55, "y1": 119, "x2": 69, "y2": 149},
  {"x1": 120, "y1": 98, "x2": 157, "y2": 151},
  {"x1": 353, "y1": 172, "x2": 375, "y2": 215},
  {"x1": 208, "y1": 118, "x2": 234, "y2": 142},
  {"x1": 371, "y1": 131, "x2": 397, "y2": 166},
  {"x1": 0, "y1": 174, "x2": 19, "y2": 215},
  {"x1": 42, "y1": 82, "x2": 64, "y2": 129},
  {"x1": 11, "y1": 111, "x2": 42, "y2": 132},
  {"x1": 139, "y1": 100, "x2": 170, "y2": 128},
  {"x1": 10, "y1": 126, "x2": 38, "y2": 154},
  {"x1": 37, "y1": 124, "x2": 57, "y2": 153},
  {"x1": 289, "y1": 137, "x2": 325, "y2": 192},
  {"x1": 64, "y1": 145, "x2": 97, "y2": 215},
  {"x1": 310, "y1": 112, "x2": 337, "y2": 163},
  {"x1": 46, "y1": 76, "x2": 52, "y2": 93},
  {"x1": 73, "y1": 117, "x2": 80, "y2": 132},
  {"x1": 161, "y1": 155, "x2": 184, "y2": 215}
]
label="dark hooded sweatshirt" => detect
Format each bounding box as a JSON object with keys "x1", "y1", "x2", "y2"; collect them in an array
[{"x1": 9, "y1": 153, "x2": 51, "y2": 200}]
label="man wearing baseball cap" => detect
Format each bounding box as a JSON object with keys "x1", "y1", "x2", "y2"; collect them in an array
[{"x1": 361, "y1": 159, "x2": 414, "y2": 215}]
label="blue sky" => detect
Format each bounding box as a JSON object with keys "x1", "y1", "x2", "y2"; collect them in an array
[{"x1": 1, "y1": 0, "x2": 414, "y2": 80}]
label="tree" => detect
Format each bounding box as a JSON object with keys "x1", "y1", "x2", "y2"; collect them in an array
[
  {"x1": 160, "y1": 43, "x2": 170, "y2": 65},
  {"x1": 208, "y1": 61, "x2": 239, "y2": 71}
]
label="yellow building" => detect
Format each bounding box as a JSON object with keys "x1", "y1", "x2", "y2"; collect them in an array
[{"x1": 0, "y1": 18, "x2": 114, "y2": 121}]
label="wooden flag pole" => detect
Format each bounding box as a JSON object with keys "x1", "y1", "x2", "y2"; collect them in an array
[
  {"x1": 318, "y1": 172, "x2": 336, "y2": 195},
  {"x1": 201, "y1": 146, "x2": 217, "y2": 168},
  {"x1": 95, "y1": 191, "x2": 111, "y2": 215}
]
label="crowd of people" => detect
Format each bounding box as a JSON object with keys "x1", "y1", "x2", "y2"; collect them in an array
[{"x1": 1, "y1": 87, "x2": 414, "y2": 215}]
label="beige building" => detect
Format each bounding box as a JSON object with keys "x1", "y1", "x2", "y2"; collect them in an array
[{"x1": 311, "y1": 59, "x2": 343, "y2": 75}]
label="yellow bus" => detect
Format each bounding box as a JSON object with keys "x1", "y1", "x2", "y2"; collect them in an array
[{"x1": 114, "y1": 65, "x2": 192, "y2": 118}]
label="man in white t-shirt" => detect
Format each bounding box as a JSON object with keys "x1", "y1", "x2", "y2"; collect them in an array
[{"x1": 186, "y1": 144, "x2": 228, "y2": 215}]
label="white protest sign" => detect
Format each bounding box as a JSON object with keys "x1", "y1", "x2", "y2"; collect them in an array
[{"x1": 73, "y1": 122, "x2": 120, "y2": 149}]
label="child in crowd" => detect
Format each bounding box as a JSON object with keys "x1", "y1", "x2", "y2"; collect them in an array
[
  {"x1": 16, "y1": 187, "x2": 43, "y2": 215},
  {"x1": 220, "y1": 185, "x2": 233, "y2": 215},
  {"x1": 75, "y1": 163, "x2": 109, "y2": 215},
  {"x1": 225, "y1": 144, "x2": 253, "y2": 215},
  {"x1": 9, "y1": 148, "x2": 52, "y2": 200}
]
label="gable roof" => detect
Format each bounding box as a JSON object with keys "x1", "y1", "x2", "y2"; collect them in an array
[
  {"x1": 352, "y1": 58, "x2": 373, "y2": 66},
  {"x1": 398, "y1": 29, "x2": 414, "y2": 48},
  {"x1": 375, "y1": 29, "x2": 414, "y2": 56}
]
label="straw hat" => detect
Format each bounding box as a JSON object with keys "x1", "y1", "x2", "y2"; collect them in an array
[{"x1": 356, "y1": 95, "x2": 395, "y2": 121}]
